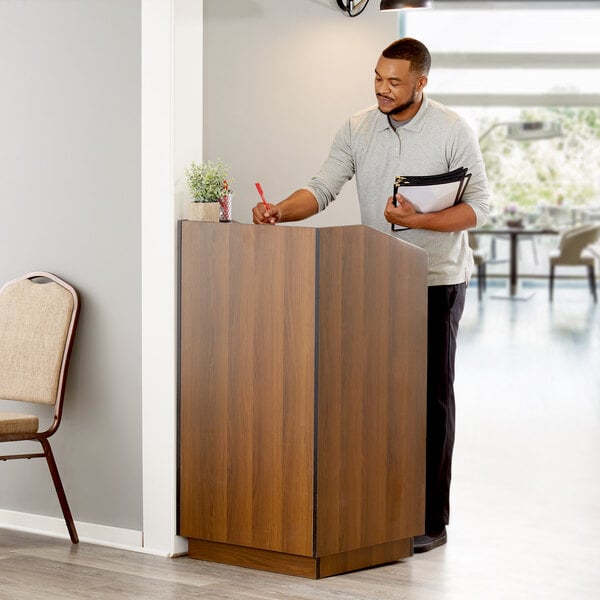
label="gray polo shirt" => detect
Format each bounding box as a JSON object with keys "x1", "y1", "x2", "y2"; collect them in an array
[{"x1": 304, "y1": 95, "x2": 489, "y2": 286}]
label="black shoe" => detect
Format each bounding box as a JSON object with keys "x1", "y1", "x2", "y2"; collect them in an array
[{"x1": 413, "y1": 527, "x2": 447, "y2": 553}]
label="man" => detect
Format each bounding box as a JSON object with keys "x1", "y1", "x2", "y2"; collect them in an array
[{"x1": 252, "y1": 38, "x2": 489, "y2": 553}]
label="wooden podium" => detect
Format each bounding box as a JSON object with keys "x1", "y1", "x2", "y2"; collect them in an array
[{"x1": 178, "y1": 221, "x2": 428, "y2": 578}]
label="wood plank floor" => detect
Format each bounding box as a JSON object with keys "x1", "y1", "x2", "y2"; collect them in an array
[{"x1": 1, "y1": 283, "x2": 599, "y2": 599}]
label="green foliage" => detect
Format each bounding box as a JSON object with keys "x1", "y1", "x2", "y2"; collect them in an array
[
  {"x1": 186, "y1": 160, "x2": 231, "y2": 202},
  {"x1": 480, "y1": 107, "x2": 600, "y2": 215}
]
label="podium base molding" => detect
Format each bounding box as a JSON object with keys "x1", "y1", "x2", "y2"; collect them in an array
[{"x1": 187, "y1": 537, "x2": 413, "y2": 579}]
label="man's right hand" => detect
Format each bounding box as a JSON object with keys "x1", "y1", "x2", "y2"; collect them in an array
[
  {"x1": 252, "y1": 189, "x2": 318, "y2": 225},
  {"x1": 252, "y1": 202, "x2": 281, "y2": 225}
]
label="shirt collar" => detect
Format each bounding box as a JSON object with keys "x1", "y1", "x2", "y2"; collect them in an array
[{"x1": 377, "y1": 94, "x2": 429, "y2": 133}]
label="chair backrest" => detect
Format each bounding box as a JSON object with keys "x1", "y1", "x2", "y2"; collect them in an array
[
  {"x1": 558, "y1": 223, "x2": 594, "y2": 245},
  {"x1": 0, "y1": 273, "x2": 79, "y2": 416},
  {"x1": 558, "y1": 225, "x2": 600, "y2": 261}
]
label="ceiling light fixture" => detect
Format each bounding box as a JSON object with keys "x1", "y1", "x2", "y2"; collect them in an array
[
  {"x1": 381, "y1": 0, "x2": 434, "y2": 10},
  {"x1": 336, "y1": 0, "x2": 434, "y2": 17},
  {"x1": 336, "y1": 0, "x2": 371, "y2": 17}
]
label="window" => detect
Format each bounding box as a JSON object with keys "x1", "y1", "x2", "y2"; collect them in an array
[{"x1": 404, "y1": 7, "x2": 600, "y2": 216}]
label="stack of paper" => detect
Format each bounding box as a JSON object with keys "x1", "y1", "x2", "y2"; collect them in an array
[{"x1": 391, "y1": 167, "x2": 471, "y2": 232}]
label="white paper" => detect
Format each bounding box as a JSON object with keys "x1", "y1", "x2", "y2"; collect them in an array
[{"x1": 396, "y1": 180, "x2": 462, "y2": 214}]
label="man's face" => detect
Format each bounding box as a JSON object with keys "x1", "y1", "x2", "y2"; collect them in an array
[{"x1": 374, "y1": 56, "x2": 427, "y2": 121}]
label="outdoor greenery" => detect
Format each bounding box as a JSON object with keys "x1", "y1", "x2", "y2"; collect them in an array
[{"x1": 479, "y1": 107, "x2": 600, "y2": 216}]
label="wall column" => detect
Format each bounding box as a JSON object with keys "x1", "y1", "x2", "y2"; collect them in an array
[{"x1": 141, "y1": 0, "x2": 202, "y2": 556}]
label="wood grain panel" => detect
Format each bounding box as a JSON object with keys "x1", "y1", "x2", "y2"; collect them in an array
[
  {"x1": 179, "y1": 222, "x2": 428, "y2": 577},
  {"x1": 187, "y1": 537, "x2": 413, "y2": 580},
  {"x1": 179, "y1": 222, "x2": 316, "y2": 556},
  {"x1": 318, "y1": 539, "x2": 413, "y2": 579},
  {"x1": 316, "y1": 225, "x2": 428, "y2": 556},
  {"x1": 188, "y1": 539, "x2": 319, "y2": 579},
  {"x1": 180, "y1": 223, "x2": 231, "y2": 543}
]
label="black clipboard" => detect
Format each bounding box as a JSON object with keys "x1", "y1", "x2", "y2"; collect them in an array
[{"x1": 391, "y1": 167, "x2": 472, "y2": 232}]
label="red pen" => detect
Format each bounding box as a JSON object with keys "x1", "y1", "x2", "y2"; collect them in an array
[{"x1": 255, "y1": 182, "x2": 270, "y2": 211}]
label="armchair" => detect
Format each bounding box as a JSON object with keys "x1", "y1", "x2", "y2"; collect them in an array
[{"x1": 549, "y1": 225, "x2": 600, "y2": 302}]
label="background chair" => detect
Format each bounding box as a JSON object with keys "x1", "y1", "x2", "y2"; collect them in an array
[
  {"x1": 0, "y1": 272, "x2": 80, "y2": 543},
  {"x1": 469, "y1": 232, "x2": 489, "y2": 301},
  {"x1": 549, "y1": 225, "x2": 600, "y2": 302}
]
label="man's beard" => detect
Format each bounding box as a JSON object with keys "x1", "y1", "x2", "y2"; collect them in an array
[
  {"x1": 385, "y1": 97, "x2": 416, "y2": 116},
  {"x1": 377, "y1": 84, "x2": 419, "y2": 116}
]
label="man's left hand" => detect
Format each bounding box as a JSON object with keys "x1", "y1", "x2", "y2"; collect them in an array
[{"x1": 384, "y1": 193, "x2": 418, "y2": 228}]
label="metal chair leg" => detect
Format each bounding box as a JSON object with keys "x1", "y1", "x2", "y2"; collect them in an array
[
  {"x1": 39, "y1": 438, "x2": 79, "y2": 543},
  {"x1": 588, "y1": 265, "x2": 597, "y2": 303}
]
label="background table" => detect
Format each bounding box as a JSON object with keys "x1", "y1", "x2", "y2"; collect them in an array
[{"x1": 472, "y1": 227, "x2": 558, "y2": 299}]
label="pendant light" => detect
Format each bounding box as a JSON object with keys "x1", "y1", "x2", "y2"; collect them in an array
[
  {"x1": 337, "y1": 0, "x2": 434, "y2": 17},
  {"x1": 381, "y1": 0, "x2": 434, "y2": 10}
]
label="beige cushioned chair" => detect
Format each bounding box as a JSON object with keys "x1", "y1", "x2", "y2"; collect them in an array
[
  {"x1": 0, "y1": 272, "x2": 80, "y2": 543},
  {"x1": 549, "y1": 225, "x2": 600, "y2": 302}
]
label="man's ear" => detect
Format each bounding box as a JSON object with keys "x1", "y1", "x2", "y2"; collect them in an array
[{"x1": 417, "y1": 76, "x2": 428, "y2": 92}]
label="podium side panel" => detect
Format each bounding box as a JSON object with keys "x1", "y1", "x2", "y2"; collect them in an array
[
  {"x1": 316, "y1": 225, "x2": 427, "y2": 556},
  {"x1": 179, "y1": 222, "x2": 317, "y2": 556}
]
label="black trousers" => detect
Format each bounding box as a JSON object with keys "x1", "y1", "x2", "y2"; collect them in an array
[{"x1": 425, "y1": 283, "x2": 467, "y2": 533}]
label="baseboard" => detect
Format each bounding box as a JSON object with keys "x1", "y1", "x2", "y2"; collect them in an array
[{"x1": 0, "y1": 509, "x2": 151, "y2": 554}]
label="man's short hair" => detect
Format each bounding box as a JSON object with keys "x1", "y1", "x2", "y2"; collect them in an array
[{"x1": 382, "y1": 38, "x2": 431, "y2": 76}]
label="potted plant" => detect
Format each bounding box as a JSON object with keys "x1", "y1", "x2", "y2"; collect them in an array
[{"x1": 185, "y1": 159, "x2": 232, "y2": 222}]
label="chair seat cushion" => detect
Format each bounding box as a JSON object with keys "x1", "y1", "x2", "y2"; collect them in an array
[{"x1": 0, "y1": 411, "x2": 39, "y2": 435}]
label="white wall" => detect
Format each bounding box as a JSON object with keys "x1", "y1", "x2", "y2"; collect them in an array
[
  {"x1": 0, "y1": 0, "x2": 143, "y2": 539},
  {"x1": 0, "y1": 0, "x2": 401, "y2": 553},
  {"x1": 203, "y1": 0, "x2": 400, "y2": 227}
]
